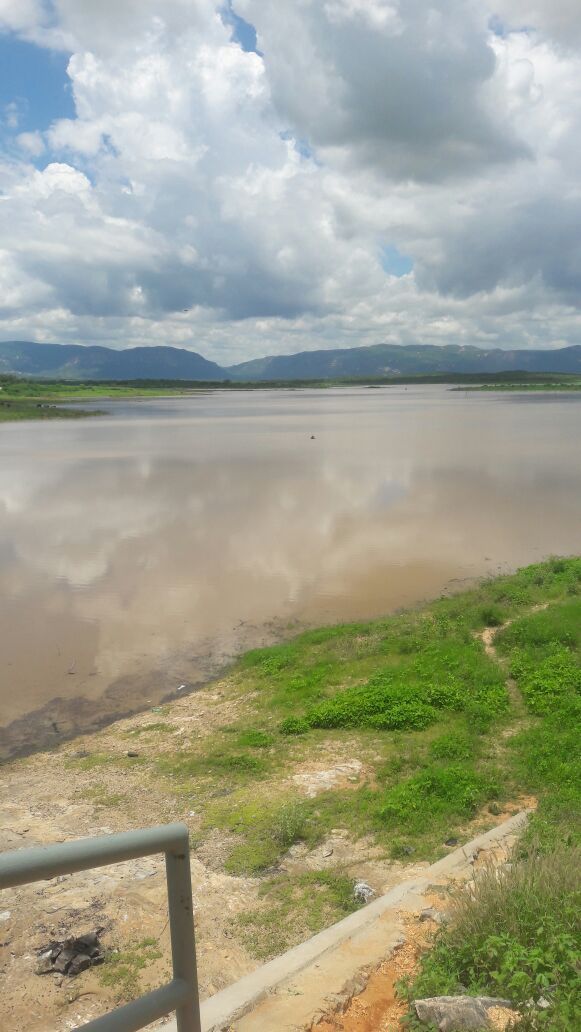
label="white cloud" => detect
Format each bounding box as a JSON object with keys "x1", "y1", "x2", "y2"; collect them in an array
[
  {"x1": 496, "y1": 1, "x2": 581, "y2": 47},
  {"x1": 0, "y1": 0, "x2": 580, "y2": 361}
]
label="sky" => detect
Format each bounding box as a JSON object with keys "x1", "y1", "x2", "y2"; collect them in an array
[{"x1": 0, "y1": 1, "x2": 580, "y2": 365}]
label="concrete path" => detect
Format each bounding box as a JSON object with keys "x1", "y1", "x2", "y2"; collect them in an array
[{"x1": 158, "y1": 810, "x2": 529, "y2": 1032}]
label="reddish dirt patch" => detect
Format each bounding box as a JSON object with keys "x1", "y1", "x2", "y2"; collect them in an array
[{"x1": 312, "y1": 920, "x2": 429, "y2": 1032}]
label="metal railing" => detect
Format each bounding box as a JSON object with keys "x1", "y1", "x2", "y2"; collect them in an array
[{"x1": 0, "y1": 822, "x2": 201, "y2": 1032}]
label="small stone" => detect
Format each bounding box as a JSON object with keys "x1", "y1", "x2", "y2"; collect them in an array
[
  {"x1": 126, "y1": 751, "x2": 140, "y2": 758},
  {"x1": 0, "y1": 911, "x2": 11, "y2": 922},
  {"x1": 444, "y1": 837, "x2": 459, "y2": 847},
  {"x1": 322, "y1": 848, "x2": 333, "y2": 858},
  {"x1": 419, "y1": 907, "x2": 446, "y2": 925},
  {"x1": 36, "y1": 951, "x2": 55, "y2": 975},
  {"x1": 354, "y1": 880, "x2": 375, "y2": 903}
]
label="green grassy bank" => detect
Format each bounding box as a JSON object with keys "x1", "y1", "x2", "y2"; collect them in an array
[
  {"x1": 1, "y1": 371, "x2": 580, "y2": 423},
  {"x1": 178, "y1": 557, "x2": 580, "y2": 1009},
  {"x1": 63, "y1": 558, "x2": 580, "y2": 1011},
  {"x1": 0, "y1": 374, "x2": 199, "y2": 421}
]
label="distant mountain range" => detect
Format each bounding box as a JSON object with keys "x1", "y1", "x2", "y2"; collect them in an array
[
  {"x1": 229, "y1": 343, "x2": 581, "y2": 379},
  {"x1": 0, "y1": 340, "x2": 224, "y2": 381},
  {"x1": 1, "y1": 339, "x2": 581, "y2": 382}
]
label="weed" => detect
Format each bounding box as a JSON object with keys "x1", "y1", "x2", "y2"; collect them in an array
[
  {"x1": 234, "y1": 729, "x2": 274, "y2": 748},
  {"x1": 402, "y1": 846, "x2": 581, "y2": 1028},
  {"x1": 80, "y1": 787, "x2": 126, "y2": 808},
  {"x1": 207, "y1": 796, "x2": 316, "y2": 875},
  {"x1": 236, "y1": 870, "x2": 361, "y2": 959},
  {"x1": 125, "y1": 722, "x2": 174, "y2": 736},
  {"x1": 64, "y1": 752, "x2": 115, "y2": 771},
  {"x1": 279, "y1": 716, "x2": 310, "y2": 735},
  {"x1": 99, "y1": 938, "x2": 162, "y2": 1001}
]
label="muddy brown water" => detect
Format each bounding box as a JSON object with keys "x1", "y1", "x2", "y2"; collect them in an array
[{"x1": 1, "y1": 385, "x2": 580, "y2": 758}]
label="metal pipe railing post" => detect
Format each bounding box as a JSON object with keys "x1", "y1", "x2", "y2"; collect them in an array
[
  {"x1": 165, "y1": 832, "x2": 202, "y2": 1032},
  {"x1": 0, "y1": 823, "x2": 203, "y2": 1031}
]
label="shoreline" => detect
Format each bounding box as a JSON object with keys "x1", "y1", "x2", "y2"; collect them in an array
[
  {"x1": 1, "y1": 374, "x2": 581, "y2": 423},
  {"x1": 1, "y1": 558, "x2": 579, "y2": 1030}
]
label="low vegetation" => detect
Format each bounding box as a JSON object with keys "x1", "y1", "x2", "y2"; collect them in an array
[
  {"x1": 236, "y1": 870, "x2": 360, "y2": 959},
  {"x1": 1, "y1": 371, "x2": 579, "y2": 422},
  {"x1": 62, "y1": 557, "x2": 580, "y2": 1017},
  {"x1": 99, "y1": 937, "x2": 164, "y2": 1001},
  {"x1": 402, "y1": 846, "x2": 580, "y2": 1029},
  {"x1": 398, "y1": 562, "x2": 581, "y2": 1030}
]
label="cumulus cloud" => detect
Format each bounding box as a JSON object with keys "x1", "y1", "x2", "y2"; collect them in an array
[
  {"x1": 0, "y1": 0, "x2": 580, "y2": 360},
  {"x1": 239, "y1": 0, "x2": 530, "y2": 180},
  {"x1": 496, "y1": 0, "x2": 581, "y2": 48}
]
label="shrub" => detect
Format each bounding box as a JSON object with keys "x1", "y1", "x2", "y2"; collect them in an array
[
  {"x1": 376, "y1": 765, "x2": 492, "y2": 836},
  {"x1": 402, "y1": 845, "x2": 581, "y2": 1028},
  {"x1": 509, "y1": 647, "x2": 581, "y2": 715},
  {"x1": 236, "y1": 729, "x2": 274, "y2": 748},
  {"x1": 279, "y1": 716, "x2": 310, "y2": 735},
  {"x1": 478, "y1": 604, "x2": 507, "y2": 627},
  {"x1": 429, "y1": 731, "x2": 474, "y2": 761},
  {"x1": 270, "y1": 800, "x2": 309, "y2": 848}
]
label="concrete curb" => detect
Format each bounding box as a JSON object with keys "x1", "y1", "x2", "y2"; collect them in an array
[{"x1": 162, "y1": 809, "x2": 530, "y2": 1032}]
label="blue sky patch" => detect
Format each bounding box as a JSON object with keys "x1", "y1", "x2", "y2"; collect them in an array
[
  {"x1": 279, "y1": 129, "x2": 315, "y2": 161},
  {"x1": 380, "y1": 245, "x2": 414, "y2": 277},
  {"x1": 0, "y1": 32, "x2": 74, "y2": 138},
  {"x1": 221, "y1": 2, "x2": 261, "y2": 55}
]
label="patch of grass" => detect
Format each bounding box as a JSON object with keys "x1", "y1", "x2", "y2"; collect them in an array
[
  {"x1": 125, "y1": 722, "x2": 175, "y2": 736},
  {"x1": 429, "y1": 730, "x2": 475, "y2": 761},
  {"x1": 477, "y1": 604, "x2": 508, "y2": 627},
  {"x1": 236, "y1": 870, "x2": 362, "y2": 959},
  {"x1": 375, "y1": 763, "x2": 497, "y2": 840},
  {"x1": 64, "y1": 752, "x2": 116, "y2": 771},
  {"x1": 99, "y1": 937, "x2": 163, "y2": 1001},
  {"x1": 80, "y1": 787, "x2": 126, "y2": 808},
  {"x1": 497, "y1": 602, "x2": 581, "y2": 654},
  {"x1": 232, "y1": 728, "x2": 275, "y2": 749},
  {"x1": 400, "y1": 575, "x2": 581, "y2": 1030},
  {"x1": 401, "y1": 845, "x2": 581, "y2": 1029},
  {"x1": 207, "y1": 796, "x2": 316, "y2": 875},
  {"x1": 157, "y1": 746, "x2": 270, "y2": 790},
  {"x1": 285, "y1": 633, "x2": 507, "y2": 735}
]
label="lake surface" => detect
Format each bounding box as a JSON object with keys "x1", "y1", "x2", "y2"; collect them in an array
[{"x1": 1, "y1": 385, "x2": 580, "y2": 758}]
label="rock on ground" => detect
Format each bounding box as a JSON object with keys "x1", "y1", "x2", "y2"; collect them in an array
[{"x1": 414, "y1": 995, "x2": 515, "y2": 1031}]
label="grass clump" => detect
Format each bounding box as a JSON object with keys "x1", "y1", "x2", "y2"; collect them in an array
[
  {"x1": 236, "y1": 870, "x2": 361, "y2": 959},
  {"x1": 126, "y1": 722, "x2": 174, "y2": 736},
  {"x1": 429, "y1": 730, "x2": 475, "y2": 761},
  {"x1": 80, "y1": 787, "x2": 126, "y2": 808},
  {"x1": 99, "y1": 937, "x2": 162, "y2": 1001},
  {"x1": 157, "y1": 746, "x2": 270, "y2": 790},
  {"x1": 284, "y1": 634, "x2": 507, "y2": 735},
  {"x1": 208, "y1": 797, "x2": 315, "y2": 875},
  {"x1": 376, "y1": 764, "x2": 496, "y2": 841},
  {"x1": 402, "y1": 845, "x2": 581, "y2": 1029},
  {"x1": 232, "y1": 728, "x2": 274, "y2": 748}
]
